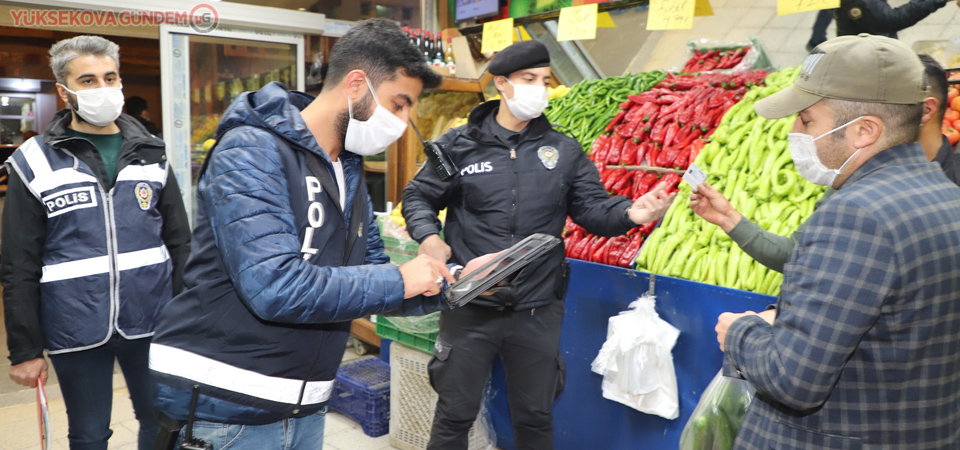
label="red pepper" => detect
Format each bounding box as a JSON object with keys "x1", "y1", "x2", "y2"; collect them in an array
[
  {"x1": 623, "y1": 103, "x2": 645, "y2": 123},
  {"x1": 589, "y1": 134, "x2": 610, "y2": 159},
  {"x1": 591, "y1": 237, "x2": 609, "y2": 263},
  {"x1": 600, "y1": 168, "x2": 616, "y2": 189},
  {"x1": 604, "y1": 171, "x2": 622, "y2": 192},
  {"x1": 611, "y1": 169, "x2": 633, "y2": 196},
  {"x1": 618, "y1": 234, "x2": 644, "y2": 268},
  {"x1": 657, "y1": 94, "x2": 681, "y2": 105},
  {"x1": 605, "y1": 109, "x2": 628, "y2": 132},
  {"x1": 646, "y1": 145, "x2": 661, "y2": 167},
  {"x1": 673, "y1": 147, "x2": 693, "y2": 170},
  {"x1": 661, "y1": 172, "x2": 682, "y2": 194},
  {"x1": 662, "y1": 122, "x2": 681, "y2": 148},
  {"x1": 594, "y1": 160, "x2": 605, "y2": 174},
  {"x1": 621, "y1": 139, "x2": 639, "y2": 166},
  {"x1": 690, "y1": 139, "x2": 707, "y2": 162},
  {"x1": 633, "y1": 171, "x2": 659, "y2": 199},
  {"x1": 634, "y1": 141, "x2": 648, "y2": 168},
  {"x1": 564, "y1": 229, "x2": 582, "y2": 256},
  {"x1": 638, "y1": 221, "x2": 658, "y2": 236},
  {"x1": 650, "y1": 121, "x2": 668, "y2": 144},
  {"x1": 606, "y1": 236, "x2": 630, "y2": 266},
  {"x1": 657, "y1": 146, "x2": 681, "y2": 167},
  {"x1": 606, "y1": 135, "x2": 626, "y2": 165},
  {"x1": 564, "y1": 216, "x2": 577, "y2": 234},
  {"x1": 572, "y1": 235, "x2": 593, "y2": 260},
  {"x1": 593, "y1": 133, "x2": 613, "y2": 162}
]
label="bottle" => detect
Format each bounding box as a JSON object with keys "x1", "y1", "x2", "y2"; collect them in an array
[
  {"x1": 445, "y1": 37, "x2": 456, "y2": 76},
  {"x1": 415, "y1": 28, "x2": 423, "y2": 54},
  {"x1": 433, "y1": 34, "x2": 444, "y2": 67},
  {"x1": 423, "y1": 31, "x2": 432, "y2": 62}
]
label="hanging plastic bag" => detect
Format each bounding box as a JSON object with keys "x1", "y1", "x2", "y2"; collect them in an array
[
  {"x1": 590, "y1": 294, "x2": 680, "y2": 419},
  {"x1": 678, "y1": 370, "x2": 756, "y2": 450}
]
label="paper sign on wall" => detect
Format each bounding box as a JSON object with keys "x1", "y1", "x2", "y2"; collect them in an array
[
  {"x1": 647, "y1": 0, "x2": 696, "y2": 30},
  {"x1": 558, "y1": 4, "x2": 599, "y2": 41},
  {"x1": 695, "y1": 0, "x2": 714, "y2": 17},
  {"x1": 777, "y1": 0, "x2": 839, "y2": 16},
  {"x1": 481, "y1": 18, "x2": 515, "y2": 54},
  {"x1": 597, "y1": 12, "x2": 617, "y2": 28}
]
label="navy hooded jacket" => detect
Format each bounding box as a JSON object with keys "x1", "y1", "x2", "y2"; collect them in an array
[{"x1": 150, "y1": 82, "x2": 444, "y2": 424}]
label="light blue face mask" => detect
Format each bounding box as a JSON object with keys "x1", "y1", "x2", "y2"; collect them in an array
[{"x1": 787, "y1": 116, "x2": 864, "y2": 186}]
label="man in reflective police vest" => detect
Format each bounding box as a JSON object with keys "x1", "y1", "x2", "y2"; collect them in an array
[{"x1": 1, "y1": 35, "x2": 191, "y2": 450}]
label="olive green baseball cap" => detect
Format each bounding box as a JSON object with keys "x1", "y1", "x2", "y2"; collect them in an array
[{"x1": 755, "y1": 33, "x2": 927, "y2": 119}]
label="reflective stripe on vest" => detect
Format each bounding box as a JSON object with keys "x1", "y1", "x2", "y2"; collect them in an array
[{"x1": 150, "y1": 344, "x2": 336, "y2": 405}]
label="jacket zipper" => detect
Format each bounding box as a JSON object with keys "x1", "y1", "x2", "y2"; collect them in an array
[
  {"x1": 102, "y1": 186, "x2": 121, "y2": 333},
  {"x1": 510, "y1": 148, "x2": 518, "y2": 242}
]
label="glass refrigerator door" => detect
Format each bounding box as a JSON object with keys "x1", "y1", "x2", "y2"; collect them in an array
[{"x1": 161, "y1": 26, "x2": 304, "y2": 223}]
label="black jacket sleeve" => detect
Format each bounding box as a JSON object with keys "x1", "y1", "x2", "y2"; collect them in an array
[
  {"x1": 1, "y1": 168, "x2": 47, "y2": 365},
  {"x1": 566, "y1": 148, "x2": 635, "y2": 237},
  {"x1": 402, "y1": 132, "x2": 461, "y2": 244},
  {"x1": 837, "y1": 0, "x2": 946, "y2": 37},
  {"x1": 158, "y1": 169, "x2": 191, "y2": 294}
]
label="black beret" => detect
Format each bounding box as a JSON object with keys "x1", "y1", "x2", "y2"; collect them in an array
[{"x1": 487, "y1": 40, "x2": 551, "y2": 76}]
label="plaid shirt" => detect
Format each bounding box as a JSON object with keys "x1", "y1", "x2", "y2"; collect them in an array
[{"x1": 724, "y1": 142, "x2": 960, "y2": 449}]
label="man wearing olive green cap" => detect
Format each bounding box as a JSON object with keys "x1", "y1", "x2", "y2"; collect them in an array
[{"x1": 714, "y1": 34, "x2": 960, "y2": 449}]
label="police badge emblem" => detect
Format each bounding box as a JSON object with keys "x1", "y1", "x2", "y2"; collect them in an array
[
  {"x1": 134, "y1": 182, "x2": 153, "y2": 210},
  {"x1": 537, "y1": 146, "x2": 559, "y2": 170}
]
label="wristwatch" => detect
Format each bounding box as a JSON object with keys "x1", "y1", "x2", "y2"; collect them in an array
[{"x1": 623, "y1": 205, "x2": 633, "y2": 221}]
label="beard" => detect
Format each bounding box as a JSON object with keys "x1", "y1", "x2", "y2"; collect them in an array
[
  {"x1": 336, "y1": 92, "x2": 375, "y2": 150},
  {"x1": 67, "y1": 94, "x2": 89, "y2": 125}
]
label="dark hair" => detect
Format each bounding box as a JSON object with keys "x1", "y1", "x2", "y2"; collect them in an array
[
  {"x1": 918, "y1": 54, "x2": 948, "y2": 120},
  {"x1": 822, "y1": 98, "x2": 924, "y2": 148},
  {"x1": 125, "y1": 96, "x2": 148, "y2": 117},
  {"x1": 323, "y1": 18, "x2": 442, "y2": 91}
]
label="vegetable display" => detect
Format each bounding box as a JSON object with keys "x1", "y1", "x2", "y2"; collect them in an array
[
  {"x1": 562, "y1": 71, "x2": 767, "y2": 268},
  {"x1": 545, "y1": 72, "x2": 667, "y2": 151},
  {"x1": 681, "y1": 47, "x2": 751, "y2": 73},
  {"x1": 635, "y1": 66, "x2": 827, "y2": 296},
  {"x1": 945, "y1": 85, "x2": 959, "y2": 147}
]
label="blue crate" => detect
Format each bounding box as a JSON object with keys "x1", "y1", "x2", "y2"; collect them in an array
[{"x1": 328, "y1": 356, "x2": 391, "y2": 437}]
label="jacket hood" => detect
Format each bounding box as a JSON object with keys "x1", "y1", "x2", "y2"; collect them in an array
[{"x1": 217, "y1": 81, "x2": 359, "y2": 167}]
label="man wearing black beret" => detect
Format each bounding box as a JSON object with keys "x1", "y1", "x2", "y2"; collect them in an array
[{"x1": 403, "y1": 39, "x2": 676, "y2": 450}]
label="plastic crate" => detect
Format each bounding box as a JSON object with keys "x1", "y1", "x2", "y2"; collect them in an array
[
  {"x1": 389, "y1": 342, "x2": 492, "y2": 450},
  {"x1": 328, "y1": 356, "x2": 391, "y2": 437},
  {"x1": 375, "y1": 316, "x2": 438, "y2": 355}
]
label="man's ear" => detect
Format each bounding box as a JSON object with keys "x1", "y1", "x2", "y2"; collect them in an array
[
  {"x1": 342, "y1": 70, "x2": 367, "y2": 100},
  {"x1": 853, "y1": 116, "x2": 884, "y2": 150},
  {"x1": 920, "y1": 97, "x2": 939, "y2": 126},
  {"x1": 55, "y1": 83, "x2": 70, "y2": 104}
]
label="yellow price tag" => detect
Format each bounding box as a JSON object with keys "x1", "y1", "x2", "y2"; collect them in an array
[
  {"x1": 647, "y1": 0, "x2": 695, "y2": 30},
  {"x1": 777, "y1": 0, "x2": 839, "y2": 15},
  {"x1": 481, "y1": 18, "x2": 515, "y2": 54},
  {"x1": 597, "y1": 11, "x2": 617, "y2": 28},
  {"x1": 695, "y1": 0, "x2": 714, "y2": 17},
  {"x1": 557, "y1": 4, "x2": 599, "y2": 41}
]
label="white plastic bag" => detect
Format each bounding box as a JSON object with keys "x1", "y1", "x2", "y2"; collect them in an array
[{"x1": 590, "y1": 294, "x2": 680, "y2": 419}]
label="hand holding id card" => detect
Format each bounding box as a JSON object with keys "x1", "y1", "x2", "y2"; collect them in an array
[{"x1": 682, "y1": 162, "x2": 707, "y2": 192}]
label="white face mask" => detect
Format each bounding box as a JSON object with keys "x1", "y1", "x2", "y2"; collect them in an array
[
  {"x1": 788, "y1": 116, "x2": 864, "y2": 186},
  {"x1": 63, "y1": 85, "x2": 124, "y2": 127},
  {"x1": 344, "y1": 78, "x2": 408, "y2": 156},
  {"x1": 503, "y1": 79, "x2": 549, "y2": 122}
]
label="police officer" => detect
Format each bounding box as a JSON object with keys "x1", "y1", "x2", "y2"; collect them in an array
[
  {"x1": 834, "y1": 0, "x2": 958, "y2": 39},
  {"x1": 403, "y1": 40, "x2": 676, "y2": 450},
  {"x1": 2, "y1": 35, "x2": 190, "y2": 450}
]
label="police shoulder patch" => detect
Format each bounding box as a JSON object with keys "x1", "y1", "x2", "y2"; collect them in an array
[
  {"x1": 537, "y1": 146, "x2": 559, "y2": 170},
  {"x1": 135, "y1": 182, "x2": 153, "y2": 210}
]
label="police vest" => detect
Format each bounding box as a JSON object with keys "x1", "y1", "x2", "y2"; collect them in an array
[{"x1": 8, "y1": 137, "x2": 173, "y2": 354}]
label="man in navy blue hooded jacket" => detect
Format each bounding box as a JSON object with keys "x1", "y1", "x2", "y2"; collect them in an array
[{"x1": 149, "y1": 19, "x2": 486, "y2": 449}]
